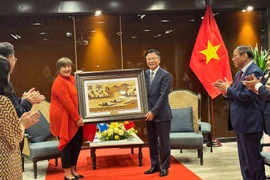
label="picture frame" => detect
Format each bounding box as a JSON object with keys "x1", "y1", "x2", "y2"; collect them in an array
[{"x1": 75, "y1": 69, "x2": 148, "y2": 123}]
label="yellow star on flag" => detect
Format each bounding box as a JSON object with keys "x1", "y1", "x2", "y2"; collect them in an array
[{"x1": 200, "y1": 40, "x2": 221, "y2": 64}]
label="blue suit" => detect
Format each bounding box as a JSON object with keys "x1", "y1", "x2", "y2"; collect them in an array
[
  {"x1": 145, "y1": 67, "x2": 172, "y2": 170},
  {"x1": 227, "y1": 62, "x2": 265, "y2": 180}
]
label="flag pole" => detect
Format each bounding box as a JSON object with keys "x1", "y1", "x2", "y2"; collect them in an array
[{"x1": 204, "y1": 0, "x2": 222, "y2": 147}]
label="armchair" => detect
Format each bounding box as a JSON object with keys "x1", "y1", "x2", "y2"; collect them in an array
[
  {"x1": 168, "y1": 89, "x2": 204, "y2": 165},
  {"x1": 22, "y1": 101, "x2": 60, "y2": 179}
]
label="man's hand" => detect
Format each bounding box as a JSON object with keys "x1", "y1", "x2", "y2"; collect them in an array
[
  {"x1": 213, "y1": 77, "x2": 232, "y2": 95},
  {"x1": 242, "y1": 73, "x2": 262, "y2": 92},
  {"x1": 145, "y1": 111, "x2": 155, "y2": 121},
  {"x1": 22, "y1": 88, "x2": 45, "y2": 105}
]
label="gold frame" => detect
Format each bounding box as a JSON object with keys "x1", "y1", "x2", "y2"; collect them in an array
[{"x1": 76, "y1": 69, "x2": 148, "y2": 123}]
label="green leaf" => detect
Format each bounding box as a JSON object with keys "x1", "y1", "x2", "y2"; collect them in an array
[{"x1": 250, "y1": 44, "x2": 270, "y2": 73}]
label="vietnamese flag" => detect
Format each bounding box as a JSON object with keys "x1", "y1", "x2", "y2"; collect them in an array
[
  {"x1": 189, "y1": 5, "x2": 232, "y2": 99},
  {"x1": 124, "y1": 121, "x2": 135, "y2": 130},
  {"x1": 83, "y1": 124, "x2": 97, "y2": 142}
]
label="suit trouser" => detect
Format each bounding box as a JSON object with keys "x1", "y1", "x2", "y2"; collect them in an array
[
  {"x1": 146, "y1": 120, "x2": 170, "y2": 169},
  {"x1": 236, "y1": 131, "x2": 266, "y2": 180},
  {"x1": 61, "y1": 127, "x2": 83, "y2": 168}
]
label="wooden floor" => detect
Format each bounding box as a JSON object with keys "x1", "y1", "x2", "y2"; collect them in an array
[{"x1": 23, "y1": 142, "x2": 270, "y2": 180}]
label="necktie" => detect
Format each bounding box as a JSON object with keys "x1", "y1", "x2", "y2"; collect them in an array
[
  {"x1": 150, "y1": 71, "x2": 154, "y2": 86},
  {"x1": 235, "y1": 71, "x2": 243, "y2": 86}
]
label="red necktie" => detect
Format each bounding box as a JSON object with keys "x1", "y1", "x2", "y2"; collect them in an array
[{"x1": 235, "y1": 71, "x2": 243, "y2": 86}]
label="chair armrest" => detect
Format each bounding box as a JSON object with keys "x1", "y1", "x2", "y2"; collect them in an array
[
  {"x1": 24, "y1": 133, "x2": 31, "y2": 139},
  {"x1": 198, "y1": 123, "x2": 202, "y2": 135}
]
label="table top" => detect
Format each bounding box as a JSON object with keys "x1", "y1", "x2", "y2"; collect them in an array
[{"x1": 90, "y1": 133, "x2": 144, "y2": 148}]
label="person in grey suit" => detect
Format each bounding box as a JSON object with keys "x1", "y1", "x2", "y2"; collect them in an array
[
  {"x1": 143, "y1": 49, "x2": 172, "y2": 177},
  {"x1": 243, "y1": 54, "x2": 270, "y2": 135},
  {"x1": 213, "y1": 45, "x2": 266, "y2": 180}
]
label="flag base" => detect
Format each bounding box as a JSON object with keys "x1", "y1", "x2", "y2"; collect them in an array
[{"x1": 207, "y1": 138, "x2": 222, "y2": 147}]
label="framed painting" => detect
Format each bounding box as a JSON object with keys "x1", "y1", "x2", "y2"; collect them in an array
[{"x1": 75, "y1": 69, "x2": 148, "y2": 123}]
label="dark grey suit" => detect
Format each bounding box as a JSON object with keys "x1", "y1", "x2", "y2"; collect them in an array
[
  {"x1": 145, "y1": 67, "x2": 172, "y2": 170},
  {"x1": 258, "y1": 84, "x2": 270, "y2": 135}
]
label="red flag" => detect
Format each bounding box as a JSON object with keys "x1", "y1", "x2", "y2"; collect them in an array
[
  {"x1": 189, "y1": 5, "x2": 232, "y2": 99},
  {"x1": 123, "y1": 121, "x2": 135, "y2": 130},
  {"x1": 83, "y1": 124, "x2": 97, "y2": 142}
]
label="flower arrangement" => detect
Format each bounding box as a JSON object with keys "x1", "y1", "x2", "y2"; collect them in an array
[{"x1": 97, "y1": 121, "x2": 137, "y2": 141}]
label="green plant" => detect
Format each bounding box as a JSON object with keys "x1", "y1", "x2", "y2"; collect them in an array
[{"x1": 250, "y1": 44, "x2": 270, "y2": 73}]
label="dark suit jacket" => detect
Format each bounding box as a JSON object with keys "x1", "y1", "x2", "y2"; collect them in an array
[
  {"x1": 227, "y1": 62, "x2": 264, "y2": 134},
  {"x1": 7, "y1": 81, "x2": 32, "y2": 117},
  {"x1": 145, "y1": 67, "x2": 172, "y2": 122},
  {"x1": 258, "y1": 85, "x2": 270, "y2": 135}
]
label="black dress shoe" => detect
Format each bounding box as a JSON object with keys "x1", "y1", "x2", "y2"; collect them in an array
[
  {"x1": 64, "y1": 177, "x2": 78, "y2": 180},
  {"x1": 73, "y1": 174, "x2": 84, "y2": 178},
  {"x1": 159, "y1": 169, "x2": 168, "y2": 177},
  {"x1": 144, "y1": 167, "x2": 160, "y2": 174}
]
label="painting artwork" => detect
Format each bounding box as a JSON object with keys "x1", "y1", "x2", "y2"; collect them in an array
[{"x1": 76, "y1": 69, "x2": 148, "y2": 123}]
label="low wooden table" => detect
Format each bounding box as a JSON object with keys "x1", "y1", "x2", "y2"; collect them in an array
[{"x1": 89, "y1": 133, "x2": 144, "y2": 170}]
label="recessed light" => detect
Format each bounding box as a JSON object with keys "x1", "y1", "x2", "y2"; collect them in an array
[
  {"x1": 143, "y1": 29, "x2": 151, "y2": 32},
  {"x1": 42, "y1": 38, "x2": 48, "y2": 41},
  {"x1": 39, "y1": 32, "x2": 46, "y2": 35},
  {"x1": 97, "y1": 21, "x2": 105, "y2": 24},
  {"x1": 159, "y1": 20, "x2": 170, "y2": 23},
  {"x1": 247, "y1": 6, "x2": 253, "y2": 11},
  {"x1": 66, "y1": 32, "x2": 72, "y2": 37},
  {"x1": 95, "y1": 10, "x2": 102, "y2": 16},
  {"x1": 131, "y1": 36, "x2": 138, "y2": 39},
  {"x1": 242, "y1": 9, "x2": 246, "y2": 12},
  {"x1": 32, "y1": 22, "x2": 41, "y2": 26}
]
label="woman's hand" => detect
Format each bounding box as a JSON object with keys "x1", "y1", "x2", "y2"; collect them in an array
[
  {"x1": 76, "y1": 118, "x2": 84, "y2": 127},
  {"x1": 19, "y1": 111, "x2": 40, "y2": 129}
]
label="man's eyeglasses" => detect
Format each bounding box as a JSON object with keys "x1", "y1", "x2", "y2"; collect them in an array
[{"x1": 146, "y1": 57, "x2": 159, "y2": 61}]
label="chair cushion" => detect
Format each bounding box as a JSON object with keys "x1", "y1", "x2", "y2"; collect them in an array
[
  {"x1": 29, "y1": 141, "x2": 60, "y2": 158},
  {"x1": 25, "y1": 110, "x2": 52, "y2": 143},
  {"x1": 170, "y1": 107, "x2": 193, "y2": 132},
  {"x1": 170, "y1": 132, "x2": 203, "y2": 146}
]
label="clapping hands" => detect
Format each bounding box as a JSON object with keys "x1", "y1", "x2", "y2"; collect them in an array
[
  {"x1": 19, "y1": 111, "x2": 40, "y2": 129},
  {"x1": 22, "y1": 88, "x2": 45, "y2": 105}
]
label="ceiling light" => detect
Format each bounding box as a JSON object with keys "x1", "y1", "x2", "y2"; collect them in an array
[
  {"x1": 242, "y1": 9, "x2": 247, "y2": 12},
  {"x1": 32, "y1": 22, "x2": 41, "y2": 26},
  {"x1": 39, "y1": 32, "x2": 46, "y2": 35},
  {"x1": 95, "y1": 10, "x2": 102, "y2": 16},
  {"x1": 159, "y1": 20, "x2": 170, "y2": 23},
  {"x1": 247, "y1": 6, "x2": 253, "y2": 11},
  {"x1": 189, "y1": 19, "x2": 195, "y2": 22},
  {"x1": 66, "y1": 32, "x2": 72, "y2": 37},
  {"x1": 131, "y1": 36, "x2": 138, "y2": 39},
  {"x1": 140, "y1": 14, "x2": 146, "y2": 19},
  {"x1": 143, "y1": 29, "x2": 151, "y2": 32},
  {"x1": 42, "y1": 39, "x2": 48, "y2": 41},
  {"x1": 11, "y1": 34, "x2": 18, "y2": 40},
  {"x1": 97, "y1": 21, "x2": 105, "y2": 24}
]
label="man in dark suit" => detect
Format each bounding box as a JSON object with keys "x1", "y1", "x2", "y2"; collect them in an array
[
  {"x1": 243, "y1": 54, "x2": 270, "y2": 135},
  {"x1": 213, "y1": 45, "x2": 266, "y2": 180},
  {"x1": 144, "y1": 49, "x2": 172, "y2": 177}
]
